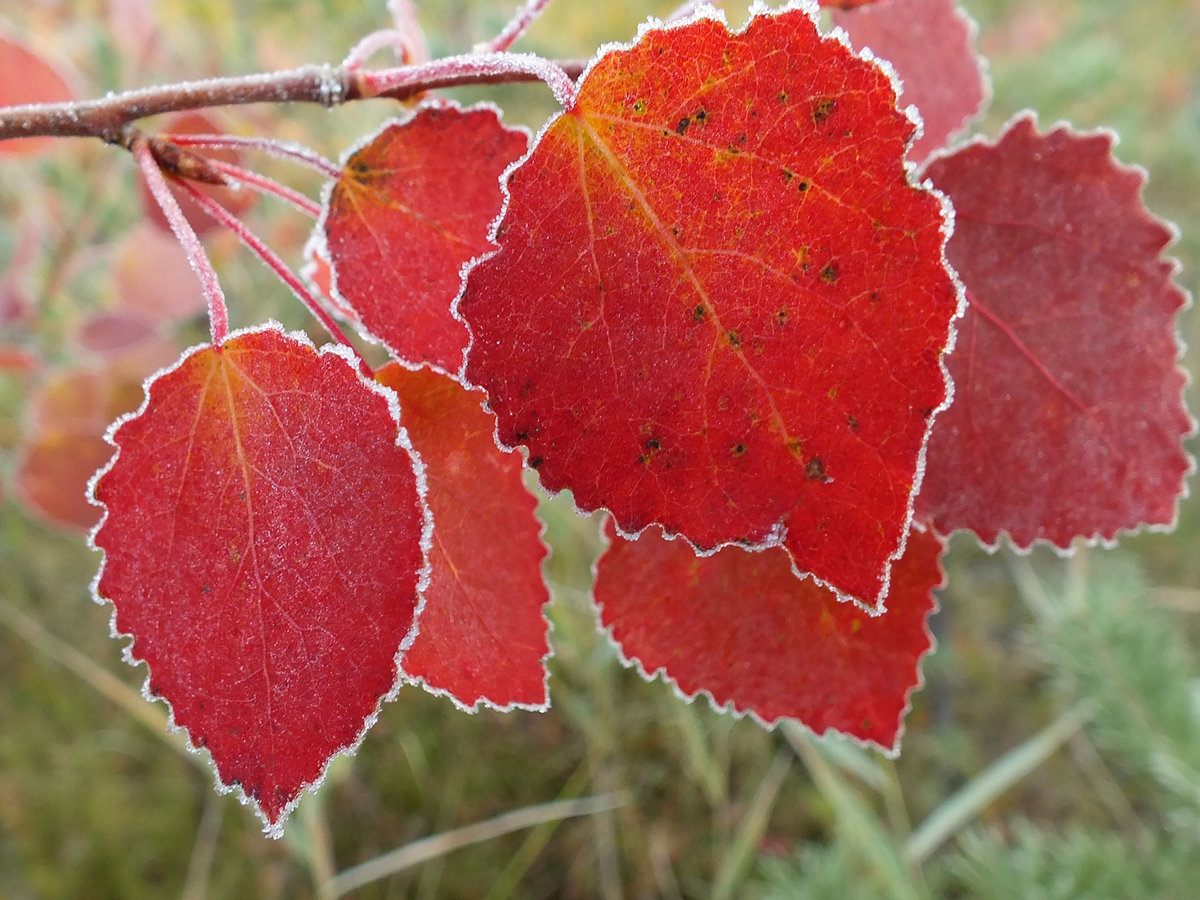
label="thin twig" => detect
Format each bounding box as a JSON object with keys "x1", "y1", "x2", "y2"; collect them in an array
[
  {"x1": 488, "y1": 0, "x2": 557, "y2": 52},
  {"x1": 165, "y1": 133, "x2": 342, "y2": 179},
  {"x1": 135, "y1": 138, "x2": 230, "y2": 344},
  {"x1": 209, "y1": 159, "x2": 323, "y2": 218},
  {"x1": 176, "y1": 180, "x2": 372, "y2": 374},
  {"x1": 0, "y1": 57, "x2": 586, "y2": 143},
  {"x1": 327, "y1": 793, "x2": 628, "y2": 896}
]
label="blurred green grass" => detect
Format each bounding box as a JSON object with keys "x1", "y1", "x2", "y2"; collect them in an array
[{"x1": 1, "y1": 1, "x2": 1198, "y2": 897}]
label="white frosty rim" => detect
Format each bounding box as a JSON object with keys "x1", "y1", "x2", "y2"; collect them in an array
[
  {"x1": 588, "y1": 513, "x2": 947, "y2": 758},
  {"x1": 919, "y1": 110, "x2": 1196, "y2": 557},
  {"x1": 86, "y1": 320, "x2": 434, "y2": 838},
  {"x1": 312, "y1": 98, "x2": 533, "y2": 381},
  {"x1": 453, "y1": 0, "x2": 966, "y2": 616}
]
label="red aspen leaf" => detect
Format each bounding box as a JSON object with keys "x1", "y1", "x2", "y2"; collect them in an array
[
  {"x1": 89, "y1": 325, "x2": 429, "y2": 832},
  {"x1": 594, "y1": 518, "x2": 943, "y2": 750},
  {"x1": 16, "y1": 363, "x2": 157, "y2": 531},
  {"x1": 111, "y1": 222, "x2": 209, "y2": 321},
  {"x1": 77, "y1": 312, "x2": 160, "y2": 355},
  {"x1": 376, "y1": 364, "x2": 551, "y2": 710},
  {"x1": 832, "y1": 0, "x2": 989, "y2": 164},
  {"x1": 322, "y1": 102, "x2": 528, "y2": 372},
  {"x1": 0, "y1": 32, "x2": 73, "y2": 157},
  {"x1": 459, "y1": 6, "x2": 960, "y2": 608},
  {"x1": 916, "y1": 115, "x2": 1193, "y2": 548}
]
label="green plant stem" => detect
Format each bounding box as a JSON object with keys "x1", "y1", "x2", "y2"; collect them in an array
[
  {"x1": 484, "y1": 762, "x2": 591, "y2": 900},
  {"x1": 326, "y1": 793, "x2": 628, "y2": 896},
  {"x1": 712, "y1": 745, "x2": 792, "y2": 900},
  {"x1": 907, "y1": 700, "x2": 1097, "y2": 864},
  {"x1": 785, "y1": 723, "x2": 925, "y2": 900},
  {"x1": 0, "y1": 593, "x2": 192, "y2": 763}
]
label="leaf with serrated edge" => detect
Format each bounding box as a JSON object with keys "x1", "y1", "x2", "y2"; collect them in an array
[
  {"x1": 832, "y1": 0, "x2": 990, "y2": 164},
  {"x1": 459, "y1": 2, "x2": 961, "y2": 608},
  {"x1": 321, "y1": 102, "x2": 528, "y2": 372},
  {"x1": 89, "y1": 324, "x2": 431, "y2": 835},
  {"x1": 376, "y1": 364, "x2": 552, "y2": 710},
  {"x1": 917, "y1": 114, "x2": 1194, "y2": 549},
  {"x1": 594, "y1": 517, "x2": 943, "y2": 751}
]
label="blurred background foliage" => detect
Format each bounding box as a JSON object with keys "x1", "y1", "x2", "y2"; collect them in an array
[{"x1": 1, "y1": 0, "x2": 1198, "y2": 897}]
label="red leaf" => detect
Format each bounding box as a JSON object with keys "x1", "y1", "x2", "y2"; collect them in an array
[
  {"x1": 76, "y1": 313, "x2": 161, "y2": 356},
  {"x1": 322, "y1": 103, "x2": 528, "y2": 371},
  {"x1": 16, "y1": 362, "x2": 160, "y2": 531},
  {"x1": 832, "y1": 0, "x2": 988, "y2": 163},
  {"x1": 0, "y1": 32, "x2": 73, "y2": 157},
  {"x1": 376, "y1": 364, "x2": 551, "y2": 709},
  {"x1": 595, "y1": 519, "x2": 943, "y2": 750},
  {"x1": 90, "y1": 326, "x2": 428, "y2": 831},
  {"x1": 111, "y1": 222, "x2": 209, "y2": 321},
  {"x1": 459, "y1": 7, "x2": 960, "y2": 607},
  {"x1": 917, "y1": 115, "x2": 1193, "y2": 548},
  {"x1": 819, "y1": 0, "x2": 886, "y2": 7}
]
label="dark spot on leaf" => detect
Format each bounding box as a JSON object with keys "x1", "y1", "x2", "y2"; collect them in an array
[
  {"x1": 528, "y1": 456, "x2": 544, "y2": 470},
  {"x1": 806, "y1": 457, "x2": 827, "y2": 481},
  {"x1": 847, "y1": 415, "x2": 860, "y2": 432},
  {"x1": 778, "y1": 91, "x2": 789, "y2": 103},
  {"x1": 725, "y1": 330, "x2": 741, "y2": 348},
  {"x1": 632, "y1": 99, "x2": 646, "y2": 113},
  {"x1": 787, "y1": 438, "x2": 804, "y2": 457},
  {"x1": 677, "y1": 117, "x2": 690, "y2": 135},
  {"x1": 776, "y1": 308, "x2": 789, "y2": 326},
  {"x1": 820, "y1": 264, "x2": 839, "y2": 284},
  {"x1": 797, "y1": 181, "x2": 810, "y2": 192},
  {"x1": 870, "y1": 291, "x2": 880, "y2": 302},
  {"x1": 732, "y1": 443, "x2": 747, "y2": 457},
  {"x1": 646, "y1": 438, "x2": 661, "y2": 451},
  {"x1": 920, "y1": 406, "x2": 936, "y2": 418},
  {"x1": 514, "y1": 429, "x2": 529, "y2": 442},
  {"x1": 695, "y1": 109, "x2": 707, "y2": 122},
  {"x1": 782, "y1": 169, "x2": 794, "y2": 182},
  {"x1": 202, "y1": 585, "x2": 211, "y2": 594},
  {"x1": 813, "y1": 97, "x2": 837, "y2": 124},
  {"x1": 692, "y1": 305, "x2": 708, "y2": 322}
]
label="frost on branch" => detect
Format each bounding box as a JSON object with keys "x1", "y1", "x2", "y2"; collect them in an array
[
  {"x1": 321, "y1": 102, "x2": 528, "y2": 372},
  {"x1": 90, "y1": 326, "x2": 428, "y2": 833},
  {"x1": 916, "y1": 115, "x2": 1193, "y2": 548},
  {"x1": 0, "y1": 32, "x2": 73, "y2": 157},
  {"x1": 459, "y1": 5, "x2": 960, "y2": 608},
  {"x1": 376, "y1": 364, "x2": 551, "y2": 711},
  {"x1": 831, "y1": 0, "x2": 989, "y2": 164},
  {"x1": 595, "y1": 519, "x2": 944, "y2": 750}
]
